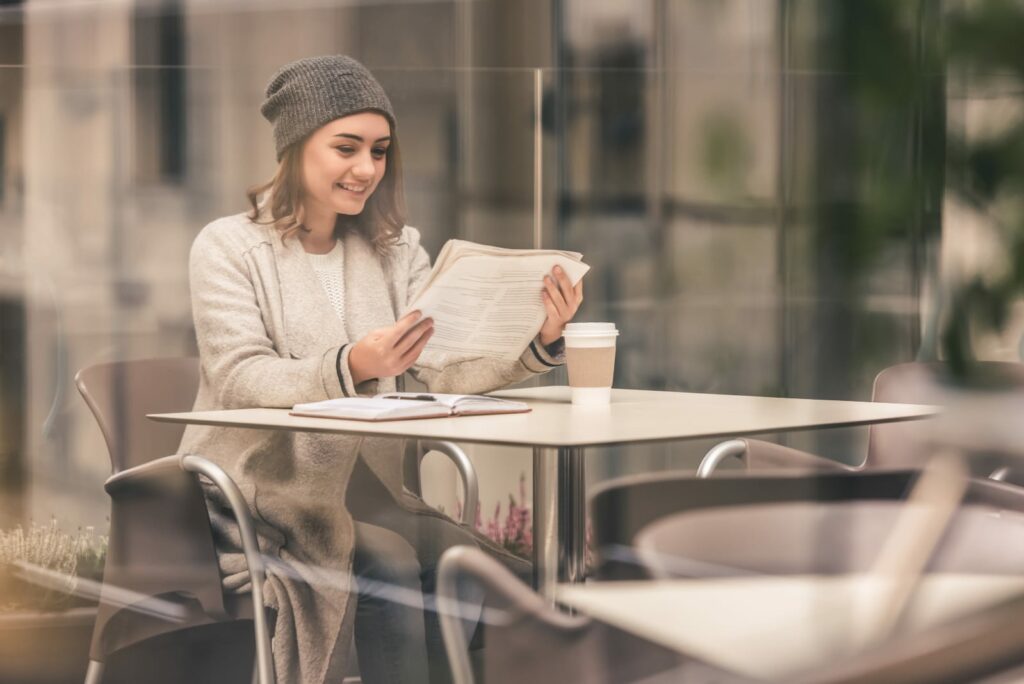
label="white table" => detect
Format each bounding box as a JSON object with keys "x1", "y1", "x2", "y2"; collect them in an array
[
  {"x1": 150, "y1": 386, "x2": 936, "y2": 599},
  {"x1": 557, "y1": 574, "x2": 1024, "y2": 680}
]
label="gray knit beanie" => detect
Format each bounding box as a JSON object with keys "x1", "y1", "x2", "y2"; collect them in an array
[{"x1": 261, "y1": 55, "x2": 396, "y2": 159}]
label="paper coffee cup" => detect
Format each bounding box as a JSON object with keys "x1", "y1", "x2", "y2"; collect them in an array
[{"x1": 563, "y1": 322, "x2": 618, "y2": 405}]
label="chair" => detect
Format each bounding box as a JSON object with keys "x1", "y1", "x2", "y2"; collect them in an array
[
  {"x1": 586, "y1": 471, "x2": 1024, "y2": 682},
  {"x1": 591, "y1": 469, "x2": 1024, "y2": 581},
  {"x1": 75, "y1": 358, "x2": 274, "y2": 684},
  {"x1": 75, "y1": 357, "x2": 480, "y2": 683},
  {"x1": 436, "y1": 546, "x2": 706, "y2": 684},
  {"x1": 697, "y1": 361, "x2": 1024, "y2": 479}
]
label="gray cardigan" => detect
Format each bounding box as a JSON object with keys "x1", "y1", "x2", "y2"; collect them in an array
[{"x1": 178, "y1": 213, "x2": 561, "y2": 684}]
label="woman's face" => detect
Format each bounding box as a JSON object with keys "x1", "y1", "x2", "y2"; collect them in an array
[{"x1": 301, "y1": 111, "x2": 391, "y2": 218}]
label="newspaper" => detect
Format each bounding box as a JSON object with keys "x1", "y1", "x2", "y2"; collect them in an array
[{"x1": 406, "y1": 240, "x2": 590, "y2": 360}]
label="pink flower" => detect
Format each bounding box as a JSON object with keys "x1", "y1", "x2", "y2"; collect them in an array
[{"x1": 468, "y1": 471, "x2": 534, "y2": 557}]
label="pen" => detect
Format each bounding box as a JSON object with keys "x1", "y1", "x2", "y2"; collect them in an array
[{"x1": 385, "y1": 394, "x2": 437, "y2": 401}]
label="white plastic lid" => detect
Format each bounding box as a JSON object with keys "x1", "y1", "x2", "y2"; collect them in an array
[{"x1": 564, "y1": 322, "x2": 619, "y2": 337}]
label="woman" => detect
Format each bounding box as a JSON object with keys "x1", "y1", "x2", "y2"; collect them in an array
[{"x1": 178, "y1": 55, "x2": 582, "y2": 684}]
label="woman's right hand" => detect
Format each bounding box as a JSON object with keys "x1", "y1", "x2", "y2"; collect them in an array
[{"x1": 348, "y1": 311, "x2": 434, "y2": 385}]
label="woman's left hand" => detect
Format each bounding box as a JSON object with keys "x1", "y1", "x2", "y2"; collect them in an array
[{"x1": 539, "y1": 265, "x2": 583, "y2": 346}]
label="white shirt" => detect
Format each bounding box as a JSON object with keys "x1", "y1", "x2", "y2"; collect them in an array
[{"x1": 305, "y1": 240, "x2": 346, "y2": 325}]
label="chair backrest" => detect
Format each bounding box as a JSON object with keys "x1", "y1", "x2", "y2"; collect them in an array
[
  {"x1": 867, "y1": 361, "x2": 1024, "y2": 470},
  {"x1": 635, "y1": 495, "x2": 1024, "y2": 580},
  {"x1": 590, "y1": 470, "x2": 918, "y2": 580},
  {"x1": 74, "y1": 358, "x2": 234, "y2": 661},
  {"x1": 75, "y1": 357, "x2": 200, "y2": 472},
  {"x1": 594, "y1": 469, "x2": 1024, "y2": 581}
]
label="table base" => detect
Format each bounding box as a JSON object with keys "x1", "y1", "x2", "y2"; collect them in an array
[{"x1": 533, "y1": 447, "x2": 586, "y2": 603}]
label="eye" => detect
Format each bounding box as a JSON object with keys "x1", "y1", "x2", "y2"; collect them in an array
[
  {"x1": 372, "y1": 147, "x2": 388, "y2": 159},
  {"x1": 335, "y1": 146, "x2": 354, "y2": 155}
]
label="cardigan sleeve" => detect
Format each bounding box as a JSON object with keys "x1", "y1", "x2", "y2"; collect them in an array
[
  {"x1": 400, "y1": 227, "x2": 564, "y2": 394},
  {"x1": 189, "y1": 223, "x2": 345, "y2": 408}
]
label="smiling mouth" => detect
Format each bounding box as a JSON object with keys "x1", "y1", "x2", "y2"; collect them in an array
[{"x1": 335, "y1": 182, "x2": 368, "y2": 195}]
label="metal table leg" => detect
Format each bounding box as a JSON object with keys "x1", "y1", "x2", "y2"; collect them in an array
[
  {"x1": 533, "y1": 446, "x2": 587, "y2": 604},
  {"x1": 560, "y1": 447, "x2": 587, "y2": 585},
  {"x1": 533, "y1": 447, "x2": 558, "y2": 602}
]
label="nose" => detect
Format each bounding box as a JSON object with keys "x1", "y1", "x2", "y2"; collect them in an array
[{"x1": 352, "y1": 153, "x2": 375, "y2": 180}]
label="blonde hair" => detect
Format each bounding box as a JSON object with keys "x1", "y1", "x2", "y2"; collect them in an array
[{"x1": 247, "y1": 133, "x2": 407, "y2": 253}]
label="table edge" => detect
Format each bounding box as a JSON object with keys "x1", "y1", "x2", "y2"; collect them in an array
[{"x1": 149, "y1": 409, "x2": 937, "y2": 449}]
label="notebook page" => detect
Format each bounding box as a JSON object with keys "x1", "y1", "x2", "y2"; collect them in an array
[{"x1": 379, "y1": 392, "x2": 527, "y2": 410}]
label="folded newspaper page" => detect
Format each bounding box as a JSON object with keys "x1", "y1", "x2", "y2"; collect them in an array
[{"x1": 406, "y1": 240, "x2": 590, "y2": 360}]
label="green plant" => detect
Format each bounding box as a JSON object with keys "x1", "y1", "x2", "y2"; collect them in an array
[
  {"x1": 783, "y1": 2, "x2": 1024, "y2": 385},
  {"x1": 940, "y1": 0, "x2": 1024, "y2": 380},
  {"x1": 0, "y1": 520, "x2": 107, "y2": 613}
]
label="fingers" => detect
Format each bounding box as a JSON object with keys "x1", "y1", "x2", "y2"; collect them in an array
[
  {"x1": 400, "y1": 324, "x2": 434, "y2": 367},
  {"x1": 395, "y1": 316, "x2": 433, "y2": 355},
  {"x1": 544, "y1": 275, "x2": 569, "y2": 318},
  {"x1": 546, "y1": 266, "x2": 583, "y2": 319},
  {"x1": 389, "y1": 310, "x2": 424, "y2": 342},
  {"x1": 553, "y1": 265, "x2": 574, "y2": 302},
  {"x1": 542, "y1": 288, "x2": 561, "y2": 321},
  {"x1": 354, "y1": 313, "x2": 436, "y2": 380}
]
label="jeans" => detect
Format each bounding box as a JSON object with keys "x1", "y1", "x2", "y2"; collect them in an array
[{"x1": 349, "y1": 458, "x2": 530, "y2": 684}]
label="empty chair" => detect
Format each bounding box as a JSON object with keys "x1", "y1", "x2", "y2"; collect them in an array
[
  {"x1": 866, "y1": 361, "x2": 1024, "y2": 475},
  {"x1": 697, "y1": 361, "x2": 1024, "y2": 479},
  {"x1": 591, "y1": 469, "x2": 1024, "y2": 581}
]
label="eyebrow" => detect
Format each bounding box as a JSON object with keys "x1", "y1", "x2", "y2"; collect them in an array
[{"x1": 333, "y1": 134, "x2": 392, "y2": 143}]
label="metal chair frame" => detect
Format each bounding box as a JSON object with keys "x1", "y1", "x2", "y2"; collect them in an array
[{"x1": 76, "y1": 358, "x2": 479, "y2": 684}]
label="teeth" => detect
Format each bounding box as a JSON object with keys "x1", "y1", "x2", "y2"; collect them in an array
[{"x1": 338, "y1": 183, "x2": 367, "y2": 192}]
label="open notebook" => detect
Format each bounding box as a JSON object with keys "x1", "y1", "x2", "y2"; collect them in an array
[{"x1": 290, "y1": 392, "x2": 531, "y2": 422}]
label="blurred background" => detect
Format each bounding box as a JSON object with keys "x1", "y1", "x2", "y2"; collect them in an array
[{"x1": 1, "y1": 0, "x2": 1023, "y2": 537}]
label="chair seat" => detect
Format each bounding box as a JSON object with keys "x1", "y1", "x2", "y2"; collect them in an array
[{"x1": 95, "y1": 589, "x2": 275, "y2": 657}]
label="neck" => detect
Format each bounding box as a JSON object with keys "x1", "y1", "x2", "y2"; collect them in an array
[{"x1": 299, "y1": 203, "x2": 337, "y2": 254}]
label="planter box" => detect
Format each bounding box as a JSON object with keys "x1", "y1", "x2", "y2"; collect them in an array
[{"x1": 0, "y1": 606, "x2": 96, "y2": 684}]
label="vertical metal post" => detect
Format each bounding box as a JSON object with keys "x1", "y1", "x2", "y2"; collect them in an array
[
  {"x1": 533, "y1": 68, "x2": 543, "y2": 250},
  {"x1": 777, "y1": 0, "x2": 793, "y2": 406},
  {"x1": 455, "y1": 0, "x2": 473, "y2": 240},
  {"x1": 533, "y1": 446, "x2": 587, "y2": 604},
  {"x1": 559, "y1": 447, "x2": 587, "y2": 584},
  {"x1": 532, "y1": 447, "x2": 558, "y2": 603}
]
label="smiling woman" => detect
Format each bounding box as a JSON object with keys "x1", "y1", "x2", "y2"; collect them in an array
[
  {"x1": 181, "y1": 54, "x2": 576, "y2": 684},
  {"x1": 245, "y1": 110, "x2": 406, "y2": 255},
  {"x1": 299, "y1": 114, "x2": 394, "y2": 252}
]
